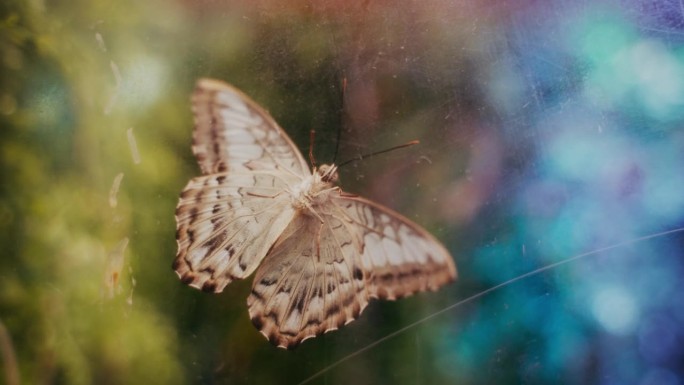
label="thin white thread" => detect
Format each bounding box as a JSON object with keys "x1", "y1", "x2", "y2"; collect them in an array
[{"x1": 297, "y1": 227, "x2": 684, "y2": 385}]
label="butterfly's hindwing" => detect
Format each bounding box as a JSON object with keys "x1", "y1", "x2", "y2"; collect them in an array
[
  {"x1": 247, "y1": 212, "x2": 369, "y2": 349},
  {"x1": 331, "y1": 195, "x2": 457, "y2": 300},
  {"x1": 246, "y1": 190, "x2": 456, "y2": 349}
]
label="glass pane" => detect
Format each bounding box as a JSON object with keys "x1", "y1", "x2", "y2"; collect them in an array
[{"x1": 2, "y1": 1, "x2": 683, "y2": 384}]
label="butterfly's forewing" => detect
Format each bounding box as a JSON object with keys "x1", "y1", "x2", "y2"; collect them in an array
[
  {"x1": 175, "y1": 173, "x2": 298, "y2": 292},
  {"x1": 191, "y1": 78, "x2": 310, "y2": 176},
  {"x1": 175, "y1": 80, "x2": 309, "y2": 293}
]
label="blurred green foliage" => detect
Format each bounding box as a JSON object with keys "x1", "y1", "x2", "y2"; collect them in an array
[
  {"x1": 0, "y1": 0, "x2": 189, "y2": 383},
  {"x1": 0, "y1": 1, "x2": 485, "y2": 384}
]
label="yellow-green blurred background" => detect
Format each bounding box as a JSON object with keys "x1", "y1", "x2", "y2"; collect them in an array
[{"x1": 2, "y1": 1, "x2": 684, "y2": 384}]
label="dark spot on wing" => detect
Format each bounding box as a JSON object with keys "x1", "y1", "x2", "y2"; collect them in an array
[
  {"x1": 188, "y1": 207, "x2": 199, "y2": 223},
  {"x1": 203, "y1": 231, "x2": 227, "y2": 253},
  {"x1": 305, "y1": 318, "x2": 322, "y2": 327},
  {"x1": 171, "y1": 258, "x2": 181, "y2": 270},
  {"x1": 295, "y1": 291, "x2": 306, "y2": 313},
  {"x1": 353, "y1": 267, "x2": 363, "y2": 281},
  {"x1": 181, "y1": 274, "x2": 195, "y2": 285},
  {"x1": 325, "y1": 304, "x2": 340, "y2": 317},
  {"x1": 277, "y1": 286, "x2": 291, "y2": 294},
  {"x1": 202, "y1": 281, "x2": 217, "y2": 292},
  {"x1": 210, "y1": 217, "x2": 224, "y2": 228},
  {"x1": 251, "y1": 316, "x2": 263, "y2": 330},
  {"x1": 180, "y1": 189, "x2": 193, "y2": 200},
  {"x1": 351, "y1": 303, "x2": 361, "y2": 318},
  {"x1": 250, "y1": 288, "x2": 264, "y2": 301},
  {"x1": 382, "y1": 272, "x2": 396, "y2": 281}
]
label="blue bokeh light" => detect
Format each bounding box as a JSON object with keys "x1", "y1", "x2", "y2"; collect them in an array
[{"x1": 447, "y1": 3, "x2": 684, "y2": 383}]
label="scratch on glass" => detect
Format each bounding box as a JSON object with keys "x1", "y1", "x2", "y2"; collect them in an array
[
  {"x1": 109, "y1": 172, "x2": 124, "y2": 208},
  {"x1": 127, "y1": 128, "x2": 141, "y2": 164},
  {"x1": 104, "y1": 60, "x2": 122, "y2": 115},
  {"x1": 102, "y1": 237, "x2": 129, "y2": 299},
  {"x1": 95, "y1": 32, "x2": 107, "y2": 52}
]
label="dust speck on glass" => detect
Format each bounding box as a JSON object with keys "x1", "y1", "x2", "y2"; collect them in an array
[{"x1": 2, "y1": 1, "x2": 684, "y2": 385}]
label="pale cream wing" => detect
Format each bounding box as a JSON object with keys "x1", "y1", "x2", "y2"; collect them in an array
[
  {"x1": 174, "y1": 171, "x2": 299, "y2": 293},
  {"x1": 247, "y1": 211, "x2": 370, "y2": 349},
  {"x1": 331, "y1": 194, "x2": 457, "y2": 300},
  {"x1": 192, "y1": 78, "x2": 310, "y2": 176}
]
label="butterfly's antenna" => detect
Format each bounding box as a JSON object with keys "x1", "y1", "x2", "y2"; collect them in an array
[
  {"x1": 337, "y1": 140, "x2": 420, "y2": 167},
  {"x1": 332, "y1": 76, "x2": 347, "y2": 164},
  {"x1": 309, "y1": 129, "x2": 317, "y2": 168}
]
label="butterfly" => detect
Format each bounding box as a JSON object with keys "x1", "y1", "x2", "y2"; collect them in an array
[{"x1": 174, "y1": 78, "x2": 457, "y2": 349}]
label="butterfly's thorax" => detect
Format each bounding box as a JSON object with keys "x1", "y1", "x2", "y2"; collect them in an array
[{"x1": 288, "y1": 164, "x2": 339, "y2": 214}]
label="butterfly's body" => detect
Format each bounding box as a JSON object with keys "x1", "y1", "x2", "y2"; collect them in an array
[
  {"x1": 288, "y1": 165, "x2": 339, "y2": 217},
  {"x1": 174, "y1": 78, "x2": 457, "y2": 349}
]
